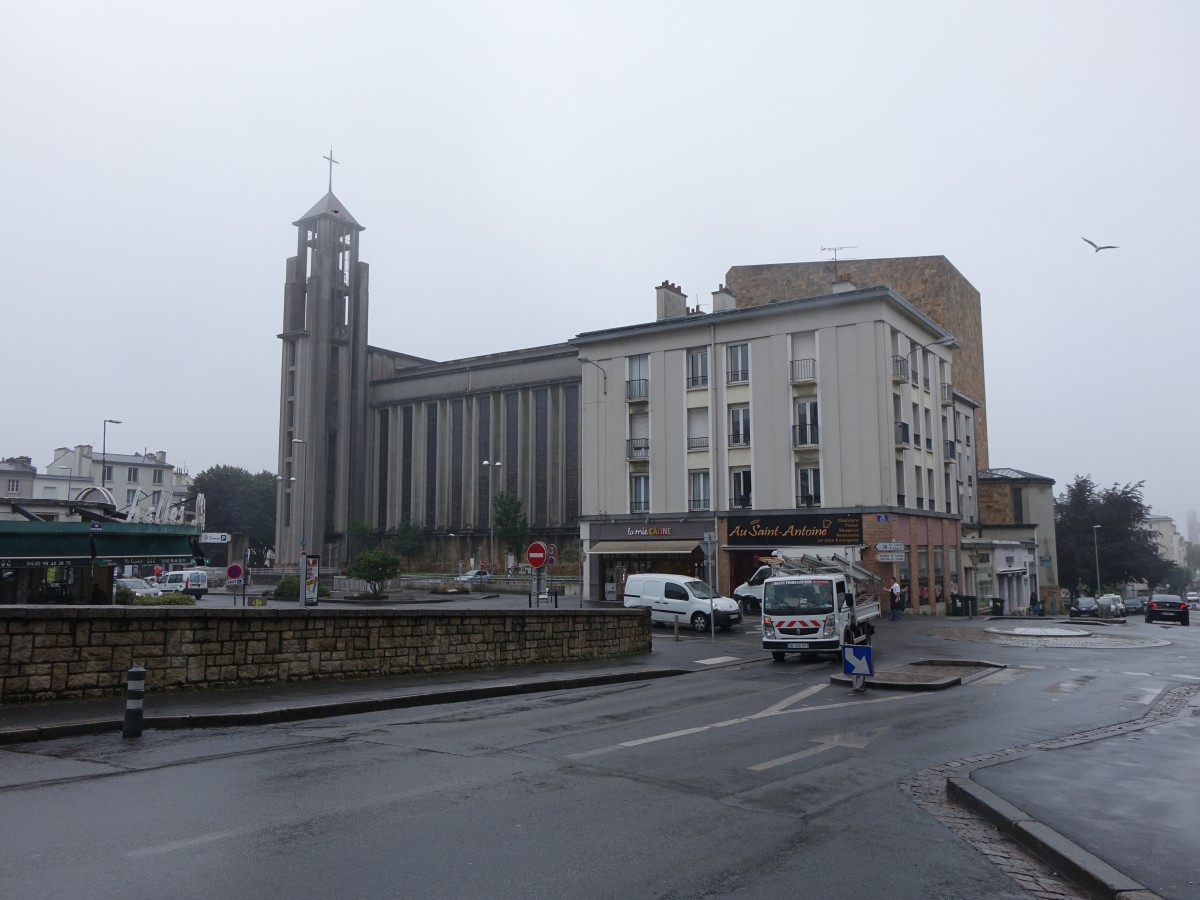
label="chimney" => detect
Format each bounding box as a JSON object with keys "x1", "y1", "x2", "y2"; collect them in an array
[
  {"x1": 711, "y1": 283, "x2": 737, "y2": 312},
  {"x1": 829, "y1": 273, "x2": 857, "y2": 293},
  {"x1": 655, "y1": 280, "x2": 688, "y2": 320}
]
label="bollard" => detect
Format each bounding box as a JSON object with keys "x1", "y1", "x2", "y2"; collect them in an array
[
  {"x1": 674, "y1": 613, "x2": 681, "y2": 641},
  {"x1": 123, "y1": 666, "x2": 146, "y2": 738}
]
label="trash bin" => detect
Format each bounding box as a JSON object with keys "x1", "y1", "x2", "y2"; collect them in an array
[
  {"x1": 991, "y1": 597, "x2": 1004, "y2": 617},
  {"x1": 949, "y1": 592, "x2": 963, "y2": 616},
  {"x1": 961, "y1": 595, "x2": 978, "y2": 617}
]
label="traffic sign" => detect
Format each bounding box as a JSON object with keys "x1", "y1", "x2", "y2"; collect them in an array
[
  {"x1": 226, "y1": 563, "x2": 243, "y2": 581},
  {"x1": 527, "y1": 541, "x2": 548, "y2": 568},
  {"x1": 877, "y1": 552, "x2": 906, "y2": 562},
  {"x1": 875, "y1": 542, "x2": 905, "y2": 552},
  {"x1": 842, "y1": 645, "x2": 874, "y2": 677}
]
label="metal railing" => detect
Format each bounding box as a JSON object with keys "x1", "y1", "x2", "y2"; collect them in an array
[
  {"x1": 791, "y1": 423, "x2": 819, "y2": 447},
  {"x1": 790, "y1": 358, "x2": 816, "y2": 382},
  {"x1": 626, "y1": 438, "x2": 649, "y2": 460},
  {"x1": 625, "y1": 379, "x2": 649, "y2": 401},
  {"x1": 686, "y1": 436, "x2": 709, "y2": 450}
]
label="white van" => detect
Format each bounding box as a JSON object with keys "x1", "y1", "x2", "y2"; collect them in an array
[
  {"x1": 622, "y1": 573, "x2": 742, "y2": 632},
  {"x1": 158, "y1": 569, "x2": 209, "y2": 598}
]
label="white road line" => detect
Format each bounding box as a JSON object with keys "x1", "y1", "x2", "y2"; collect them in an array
[
  {"x1": 1018, "y1": 665, "x2": 1045, "y2": 670},
  {"x1": 1172, "y1": 674, "x2": 1200, "y2": 681},
  {"x1": 750, "y1": 744, "x2": 834, "y2": 770},
  {"x1": 695, "y1": 656, "x2": 741, "y2": 665},
  {"x1": 1120, "y1": 672, "x2": 1152, "y2": 677},
  {"x1": 966, "y1": 669, "x2": 1023, "y2": 686}
]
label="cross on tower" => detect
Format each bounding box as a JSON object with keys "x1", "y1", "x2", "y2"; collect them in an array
[{"x1": 323, "y1": 147, "x2": 339, "y2": 192}]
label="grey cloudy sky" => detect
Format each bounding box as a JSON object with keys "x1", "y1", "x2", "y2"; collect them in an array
[{"x1": 5, "y1": 1, "x2": 1197, "y2": 528}]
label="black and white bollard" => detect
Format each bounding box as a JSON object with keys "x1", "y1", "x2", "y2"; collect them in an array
[{"x1": 122, "y1": 666, "x2": 146, "y2": 738}]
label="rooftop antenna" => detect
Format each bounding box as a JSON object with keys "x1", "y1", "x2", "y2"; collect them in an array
[
  {"x1": 323, "y1": 146, "x2": 339, "y2": 192},
  {"x1": 820, "y1": 245, "x2": 858, "y2": 281}
]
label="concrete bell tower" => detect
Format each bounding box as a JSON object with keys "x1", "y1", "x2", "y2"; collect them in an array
[{"x1": 275, "y1": 183, "x2": 370, "y2": 570}]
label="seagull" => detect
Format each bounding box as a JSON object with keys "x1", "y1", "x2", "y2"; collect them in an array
[{"x1": 1082, "y1": 237, "x2": 1118, "y2": 252}]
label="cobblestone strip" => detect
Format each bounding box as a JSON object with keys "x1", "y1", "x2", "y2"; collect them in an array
[{"x1": 899, "y1": 683, "x2": 1199, "y2": 899}]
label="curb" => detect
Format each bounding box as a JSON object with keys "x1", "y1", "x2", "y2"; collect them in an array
[
  {"x1": 0, "y1": 667, "x2": 690, "y2": 745},
  {"x1": 829, "y1": 658, "x2": 1006, "y2": 691},
  {"x1": 947, "y1": 776, "x2": 1162, "y2": 900}
]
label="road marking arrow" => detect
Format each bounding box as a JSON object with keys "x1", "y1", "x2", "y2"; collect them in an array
[{"x1": 749, "y1": 727, "x2": 889, "y2": 771}]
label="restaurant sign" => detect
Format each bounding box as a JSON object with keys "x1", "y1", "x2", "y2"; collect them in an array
[{"x1": 726, "y1": 514, "x2": 863, "y2": 547}]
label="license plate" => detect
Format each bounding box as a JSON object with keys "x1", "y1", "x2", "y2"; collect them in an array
[{"x1": 787, "y1": 642, "x2": 809, "y2": 649}]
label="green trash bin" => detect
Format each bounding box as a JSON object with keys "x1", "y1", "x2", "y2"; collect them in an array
[
  {"x1": 991, "y1": 597, "x2": 1004, "y2": 617},
  {"x1": 950, "y1": 593, "x2": 963, "y2": 616},
  {"x1": 961, "y1": 595, "x2": 978, "y2": 617}
]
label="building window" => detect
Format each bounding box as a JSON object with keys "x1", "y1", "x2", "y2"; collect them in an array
[
  {"x1": 127, "y1": 467, "x2": 139, "y2": 483},
  {"x1": 6, "y1": 479, "x2": 19, "y2": 494},
  {"x1": 1012, "y1": 487, "x2": 1024, "y2": 525},
  {"x1": 687, "y1": 407, "x2": 709, "y2": 450},
  {"x1": 153, "y1": 469, "x2": 164, "y2": 485},
  {"x1": 103, "y1": 465, "x2": 113, "y2": 483},
  {"x1": 729, "y1": 406, "x2": 751, "y2": 447},
  {"x1": 126, "y1": 489, "x2": 137, "y2": 505},
  {"x1": 731, "y1": 469, "x2": 752, "y2": 508},
  {"x1": 727, "y1": 343, "x2": 749, "y2": 383},
  {"x1": 687, "y1": 348, "x2": 708, "y2": 388},
  {"x1": 797, "y1": 467, "x2": 821, "y2": 506},
  {"x1": 794, "y1": 400, "x2": 819, "y2": 446},
  {"x1": 689, "y1": 471, "x2": 710, "y2": 511},
  {"x1": 630, "y1": 474, "x2": 649, "y2": 513},
  {"x1": 627, "y1": 354, "x2": 649, "y2": 401},
  {"x1": 150, "y1": 490, "x2": 161, "y2": 505}
]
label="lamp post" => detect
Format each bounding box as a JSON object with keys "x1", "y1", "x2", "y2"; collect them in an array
[
  {"x1": 482, "y1": 460, "x2": 502, "y2": 573},
  {"x1": 1092, "y1": 525, "x2": 1102, "y2": 597},
  {"x1": 101, "y1": 419, "x2": 121, "y2": 489},
  {"x1": 577, "y1": 356, "x2": 608, "y2": 395},
  {"x1": 292, "y1": 438, "x2": 308, "y2": 608},
  {"x1": 57, "y1": 465, "x2": 73, "y2": 501}
]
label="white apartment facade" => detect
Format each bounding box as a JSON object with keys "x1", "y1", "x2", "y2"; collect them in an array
[{"x1": 573, "y1": 282, "x2": 978, "y2": 605}]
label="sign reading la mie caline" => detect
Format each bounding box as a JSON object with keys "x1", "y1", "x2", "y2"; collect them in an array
[{"x1": 726, "y1": 514, "x2": 863, "y2": 547}]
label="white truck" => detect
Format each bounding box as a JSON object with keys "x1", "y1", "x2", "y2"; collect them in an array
[{"x1": 751, "y1": 552, "x2": 881, "y2": 661}]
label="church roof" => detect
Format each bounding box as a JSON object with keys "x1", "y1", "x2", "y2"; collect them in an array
[{"x1": 294, "y1": 192, "x2": 363, "y2": 229}]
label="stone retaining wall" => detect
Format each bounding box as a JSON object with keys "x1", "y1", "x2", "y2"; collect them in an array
[{"x1": 0, "y1": 607, "x2": 652, "y2": 703}]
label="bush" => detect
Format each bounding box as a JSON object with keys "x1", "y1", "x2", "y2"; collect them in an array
[
  {"x1": 131, "y1": 592, "x2": 196, "y2": 606},
  {"x1": 346, "y1": 548, "x2": 402, "y2": 597},
  {"x1": 272, "y1": 575, "x2": 330, "y2": 599}
]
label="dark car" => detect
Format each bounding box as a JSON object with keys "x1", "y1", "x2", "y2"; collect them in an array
[
  {"x1": 1069, "y1": 597, "x2": 1100, "y2": 618},
  {"x1": 1123, "y1": 596, "x2": 1148, "y2": 615},
  {"x1": 1145, "y1": 594, "x2": 1189, "y2": 626}
]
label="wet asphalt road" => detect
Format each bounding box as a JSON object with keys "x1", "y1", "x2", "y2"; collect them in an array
[{"x1": 1, "y1": 613, "x2": 1197, "y2": 899}]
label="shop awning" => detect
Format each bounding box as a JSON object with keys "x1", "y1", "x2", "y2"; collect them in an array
[
  {"x1": 91, "y1": 533, "x2": 197, "y2": 566},
  {"x1": 0, "y1": 532, "x2": 93, "y2": 568},
  {"x1": 589, "y1": 540, "x2": 701, "y2": 555}
]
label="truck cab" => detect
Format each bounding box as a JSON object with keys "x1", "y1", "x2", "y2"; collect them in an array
[{"x1": 760, "y1": 572, "x2": 878, "y2": 661}]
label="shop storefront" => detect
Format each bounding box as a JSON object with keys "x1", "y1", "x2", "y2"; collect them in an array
[
  {"x1": 723, "y1": 513, "x2": 867, "y2": 596},
  {"x1": 584, "y1": 521, "x2": 711, "y2": 601}
]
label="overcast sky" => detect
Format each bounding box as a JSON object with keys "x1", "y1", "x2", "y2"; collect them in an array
[{"x1": 5, "y1": 1, "x2": 1197, "y2": 529}]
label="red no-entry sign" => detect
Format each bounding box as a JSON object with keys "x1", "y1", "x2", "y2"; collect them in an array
[{"x1": 526, "y1": 541, "x2": 548, "y2": 568}]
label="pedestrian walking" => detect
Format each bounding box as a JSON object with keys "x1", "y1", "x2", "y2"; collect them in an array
[{"x1": 889, "y1": 577, "x2": 903, "y2": 620}]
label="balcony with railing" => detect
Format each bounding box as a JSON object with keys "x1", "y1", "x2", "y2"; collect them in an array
[
  {"x1": 943, "y1": 440, "x2": 957, "y2": 461},
  {"x1": 729, "y1": 432, "x2": 751, "y2": 448},
  {"x1": 940, "y1": 382, "x2": 953, "y2": 406},
  {"x1": 914, "y1": 431, "x2": 922, "y2": 448},
  {"x1": 791, "y1": 422, "x2": 819, "y2": 448},
  {"x1": 925, "y1": 436, "x2": 933, "y2": 451},
  {"x1": 891, "y1": 356, "x2": 909, "y2": 383},
  {"x1": 686, "y1": 374, "x2": 708, "y2": 389},
  {"x1": 731, "y1": 494, "x2": 752, "y2": 509},
  {"x1": 727, "y1": 369, "x2": 749, "y2": 385},
  {"x1": 795, "y1": 493, "x2": 821, "y2": 508},
  {"x1": 688, "y1": 497, "x2": 710, "y2": 511},
  {"x1": 790, "y1": 358, "x2": 816, "y2": 383},
  {"x1": 630, "y1": 500, "x2": 650, "y2": 514},
  {"x1": 686, "y1": 436, "x2": 709, "y2": 451},
  {"x1": 626, "y1": 437, "x2": 650, "y2": 460},
  {"x1": 895, "y1": 422, "x2": 910, "y2": 446},
  {"x1": 626, "y1": 379, "x2": 649, "y2": 402}
]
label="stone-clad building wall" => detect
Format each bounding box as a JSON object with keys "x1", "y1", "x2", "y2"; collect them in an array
[
  {"x1": 0, "y1": 608, "x2": 652, "y2": 703},
  {"x1": 725, "y1": 256, "x2": 989, "y2": 469}
]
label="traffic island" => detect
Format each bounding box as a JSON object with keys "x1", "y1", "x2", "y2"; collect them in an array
[{"x1": 830, "y1": 659, "x2": 1005, "y2": 691}]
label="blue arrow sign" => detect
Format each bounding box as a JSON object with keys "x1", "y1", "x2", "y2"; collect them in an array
[{"x1": 842, "y1": 645, "x2": 874, "y2": 677}]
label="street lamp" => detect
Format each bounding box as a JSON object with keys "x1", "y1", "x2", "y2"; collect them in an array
[
  {"x1": 292, "y1": 438, "x2": 308, "y2": 608},
  {"x1": 57, "y1": 465, "x2": 73, "y2": 501},
  {"x1": 577, "y1": 356, "x2": 608, "y2": 395},
  {"x1": 1092, "y1": 525, "x2": 1102, "y2": 597},
  {"x1": 482, "y1": 460, "x2": 502, "y2": 573},
  {"x1": 906, "y1": 335, "x2": 959, "y2": 384},
  {"x1": 101, "y1": 419, "x2": 121, "y2": 489}
]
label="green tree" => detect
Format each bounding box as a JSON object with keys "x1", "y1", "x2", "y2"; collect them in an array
[
  {"x1": 188, "y1": 466, "x2": 277, "y2": 550},
  {"x1": 1054, "y1": 476, "x2": 1163, "y2": 596},
  {"x1": 346, "y1": 518, "x2": 378, "y2": 561},
  {"x1": 385, "y1": 518, "x2": 424, "y2": 569},
  {"x1": 493, "y1": 491, "x2": 528, "y2": 569},
  {"x1": 345, "y1": 548, "x2": 401, "y2": 597}
]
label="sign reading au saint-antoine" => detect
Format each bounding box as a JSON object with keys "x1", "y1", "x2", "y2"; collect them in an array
[{"x1": 726, "y1": 514, "x2": 863, "y2": 547}]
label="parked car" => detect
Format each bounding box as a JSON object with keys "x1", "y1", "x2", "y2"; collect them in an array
[
  {"x1": 1145, "y1": 594, "x2": 1189, "y2": 626},
  {"x1": 455, "y1": 569, "x2": 491, "y2": 581},
  {"x1": 157, "y1": 570, "x2": 209, "y2": 598},
  {"x1": 1069, "y1": 597, "x2": 1100, "y2": 618},
  {"x1": 115, "y1": 577, "x2": 163, "y2": 598},
  {"x1": 1098, "y1": 594, "x2": 1125, "y2": 617},
  {"x1": 622, "y1": 573, "x2": 742, "y2": 631},
  {"x1": 1187, "y1": 591, "x2": 1199, "y2": 609},
  {"x1": 1123, "y1": 596, "x2": 1148, "y2": 615}
]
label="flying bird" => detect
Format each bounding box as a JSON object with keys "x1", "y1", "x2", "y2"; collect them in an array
[{"x1": 1082, "y1": 237, "x2": 1118, "y2": 252}]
